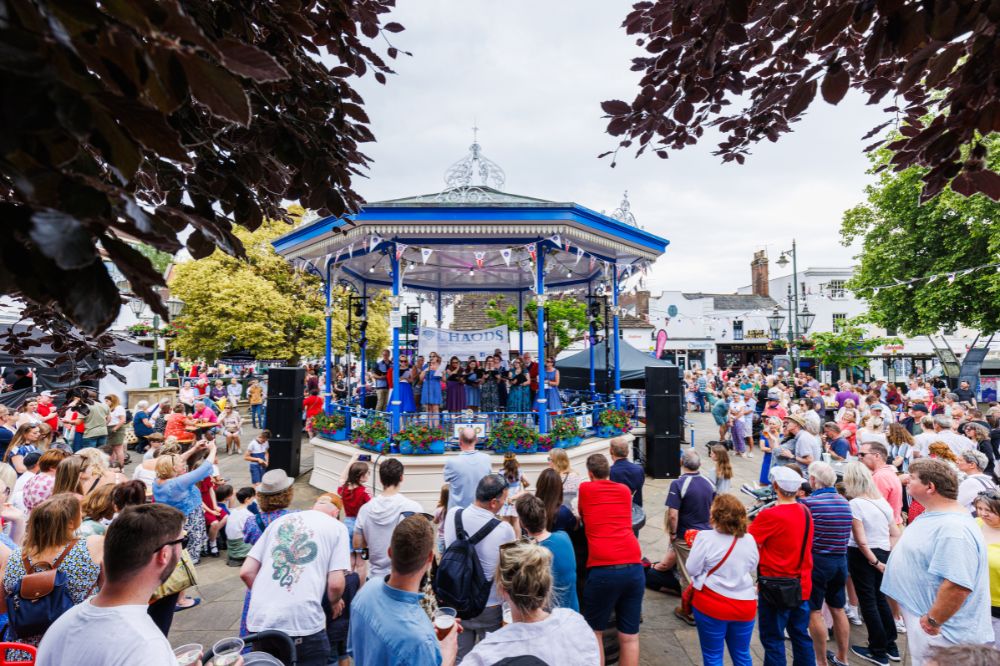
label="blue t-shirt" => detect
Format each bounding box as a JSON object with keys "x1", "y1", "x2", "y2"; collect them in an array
[
  {"x1": 828, "y1": 437, "x2": 850, "y2": 460},
  {"x1": 442, "y1": 451, "x2": 492, "y2": 510},
  {"x1": 349, "y1": 578, "x2": 441, "y2": 666},
  {"x1": 133, "y1": 411, "x2": 155, "y2": 437},
  {"x1": 374, "y1": 360, "x2": 390, "y2": 389},
  {"x1": 665, "y1": 473, "x2": 715, "y2": 537},
  {"x1": 541, "y1": 531, "x2": 579, "y2": 611},
  {"x1": 881, "y1": 510, "x2": 993, "y2": 645}
]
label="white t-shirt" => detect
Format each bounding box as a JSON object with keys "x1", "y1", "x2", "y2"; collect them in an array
[
  {"x1": 354, "y1": 492, "x2": 423, "y2": 580},
  {"x1": 462, "y1": 608, "x2": 600, "y2": 666},
  {"x1": 932, "y1": 430, "x2": 975, "y2": 457},
  {"x1": 248, "y1": 439, "x2": 269, "y2": 455},
  {"x1": 686, "y1": 529, "x2": 759, "y2": 600},
  {"x1": 226, "y1": 505, "x2": 252, "y2": 541},
  {"x1": 848, "y1": 496, "x2": 893, "y2": 550},
  {"x1": 913, "y1": 431, "x2": 938, "y2": 457},
  {"x1": 444, "y1": 504, "x2": 516, "y2": 607},
  {"x1": 247, "y1": 509, "x2": 351, "y2": 636},
  {"x1": 906, "y1": 388, "x2": 929, "y2": 403},
  {"x1": 958, "y1": 475, "x2": 998, "y2": 512},
  {"x1": 11, "y1": 470, "x2": 34, "y2": 512},
  {"x1": 36, "y1": 600, "x2": 174, "y2": 666},
  {"x1": 107, "y1": 404, "x2": 126, "y2": 427},
  {"x1": 859, "y1": 430, "x2": 888, "y2": 446}
]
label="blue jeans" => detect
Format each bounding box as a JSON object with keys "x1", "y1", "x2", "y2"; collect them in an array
[
  {"x1": 251, "y1": 404, "x2": 264, "y2": 427},
  {"x1": 757, "y1": 599, "x2": 813, "y2": 666},
  {"x1": 693, "y1": 607, "x2": 754, "y2": 666},
  {"x1": 75, "y1": 435, "x2": 107, "y2": 452},
  {"x1": 696, "y1": 391, "x2": 708, "y2": 412}
]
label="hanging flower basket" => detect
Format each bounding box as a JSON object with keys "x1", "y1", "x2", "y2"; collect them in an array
[
  {"x1": 488, "y1": 419, "x2": 538, "y2": 454},
  {"x1": 597, "y1": 408, "x2": 630, "y2": 437},
  {"x1": 550, "y1": 417, "x2": 584, "y2": 449},
  {"x1": 393, "y1": 423, "x2": 447, "y2": 455},
  {"x1": 352, "y1": 419, "x2": 390, "y2": 454},
  {"x1": 314, "y1": 413, "x2": 347, "y2": 440}
]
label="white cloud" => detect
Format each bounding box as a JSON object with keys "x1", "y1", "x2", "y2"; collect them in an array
[{"x1": 350, "y1": 0, "x2": 887, "y2": 292}]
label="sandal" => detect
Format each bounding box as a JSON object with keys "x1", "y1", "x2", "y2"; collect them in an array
[{"x1": 175, "y1": 598, "x2": 202, "y2": 612}]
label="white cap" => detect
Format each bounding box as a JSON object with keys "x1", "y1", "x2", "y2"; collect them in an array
[{"x1": 769, "y1": 465, "x2": 805, "y2": 493}]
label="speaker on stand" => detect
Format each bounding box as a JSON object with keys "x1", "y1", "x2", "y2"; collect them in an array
[
  {"x1": 266, "y1": 367, "x2": 305, "y2": 478},
  {"x1": 644, "y1": 366, "x2": 684, "y2": 479}
]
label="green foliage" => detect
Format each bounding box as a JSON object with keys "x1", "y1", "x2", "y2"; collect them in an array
[
  {"x1": 549, "y1": 416, "x2": 584, "y2": 442},
  {"x1": 488, "y1": 419, "x2": 539, "y2": 452},
  {"x1": 598, "y1": 408, "x2": 630, "y2": 431},
  {"x1": 135, "y1": 244, "x2": 174, "y2": 275},
  {"x1": 313, "y1": 413, "x2": 346, "y2": 435},
  {"x1": 393, "y1": 423, "x2": 447, "y2": 452},
  {"x1": 351, "y1": 419, "x2": 390, "y2": 453},
  {"x1": 841, "y1": 137, "x2": 1000, "y2": 336},
  {"x1": 169, "y1": 208, "x2": 389, "y2": 364},
  {"x1": 485, "y1": 296, "x2": 591, "y2": 356},
  {"x1": 806, "y1": 321, "x2": 901, "y2": 372}
]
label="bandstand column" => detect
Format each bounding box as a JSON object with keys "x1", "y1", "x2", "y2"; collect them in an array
[
  {"x1": 612, "y1": 267, "x2": 622, "y2": 408},
  {"x1": 588, "y1": 282, "x2": 596, "y2": 400},
  {"x1": 389, "y1": 248, "x2": 402, "y2": 433},
  {"x1": 517, "y1": 291, "x2": 524, "y2": 355},
  {"x1": 436, "y1": 291, "x2": 443, "y2": 328},
  {"x1": 360, "y1": 282, "x2": 368, "y2": 408},
  {"x1": 324, "y1": 262, "x2": 333, "y2": 415},
  {"x1": 535, "y1": 247, "x2": 548, "y2": 433}
]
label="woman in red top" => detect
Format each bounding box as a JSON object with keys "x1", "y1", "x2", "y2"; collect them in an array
[
  {"x1": 302, "y1": 389, "x2": 323, "y2": 438},
  {"x1": 336, "y1": 461, "x2": 371, "y2": 539}
]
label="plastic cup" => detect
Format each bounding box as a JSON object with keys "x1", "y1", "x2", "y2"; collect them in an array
[
  {"x1": 433, "y1": 607, "x2": 457, "y2": 640},
  {"x1": 173, "y1": 644, "x2": 203, "y2": 666},
  {"x1": 212, "y1": 637, "x2": 245, "y2": 666}
]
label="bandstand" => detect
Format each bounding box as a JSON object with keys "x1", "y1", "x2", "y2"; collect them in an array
[{"x1": 273, "y1": 140, "x2": 670, "y2": 508}]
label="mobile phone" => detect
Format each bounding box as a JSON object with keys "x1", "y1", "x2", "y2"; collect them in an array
[{"x1": 357, "y1": 454, "x2": 371, "y2": 462}]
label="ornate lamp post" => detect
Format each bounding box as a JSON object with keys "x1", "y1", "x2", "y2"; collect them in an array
[
  {"x1": 775, "y1": 239, "x2": 815, "y2": 371},
  {"x1": 128, "y1": 297, "x2": 160, "y2": 388}
]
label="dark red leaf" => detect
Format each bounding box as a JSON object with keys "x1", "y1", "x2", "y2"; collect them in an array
[
  {"x1": 785, "y1": 79, "x2": 817, "y2": 118},
  {"x1": 820, "y1": 67, "x2": 850, "y2": 104},
  {"x1": 383, "y1": 22, "x2": 404, "y2": 33},
  {"x1": 177, "y1": 52, "x2": 251, "y2": 126},
  {"x1": 217, "y1": 39, "x2": 289, "y2": 82},
  {"x1": 673, "y1": 100, "x2": 694, "y2": 123},
  {"x1": 601, "y1": 100, "x2": 632, "y2": 115}
]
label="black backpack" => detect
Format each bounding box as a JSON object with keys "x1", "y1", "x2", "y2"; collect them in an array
[{"x1": 433, "y1": 508, "x2": 500, "y2": 620}]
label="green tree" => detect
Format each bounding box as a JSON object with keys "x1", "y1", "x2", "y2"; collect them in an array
[
  {"x1": 841, "y1": 136, "x2": 1000, "y2": 336},
  {"x1": 485, "y1": 295, "x2": 592, "y2": 357},
  {"x1": 806, "y1": 322, "x2": 900, "y2": 373},
  {"x1": 170, "y1": 211, "x2": 389, "y2": 364}
]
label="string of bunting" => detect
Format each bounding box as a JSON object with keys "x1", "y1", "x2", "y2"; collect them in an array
[{"x1": 866, "y1": 260, "x2": 1000, "y2": 295}]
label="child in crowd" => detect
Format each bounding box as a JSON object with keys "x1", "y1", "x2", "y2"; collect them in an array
[
  {"x1": 499, "y1": 452, "x2": 529, "y2": 533},
  {"x1": 432, "y1": 484, "x2": 450, "y2": 555},
  {"x1": 213, "y1": 484, "x2": 233, "y2": 552},
  {"x1": 707, "y1": 444, "x2": 733, "y2": 493},
  {"x1": 336, "y1": 461, "x2": 371, "y2": 539},
  {"x1": 224, "y1": 486, "x2": 256, "y2": 567},
  {"x1": 199, "y1": 458, "x2": 226, "y2": 557},
  {"x1": 244, "y1": 429, "x2": 270, "y2": 486}
]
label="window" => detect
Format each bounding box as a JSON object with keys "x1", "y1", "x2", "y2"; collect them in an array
[
  {"x1": 733, "y1": 320, "x2": 744, "y2": 341},
  {"x1": 828, "y1": 279, "x2": 847, "y2": 299},
  {"x1": 832, "y1": 313, "x2": 847, "y2": 332},
  {"x1": 885, "y1": 326, "x2": 897, "y2": 336}
]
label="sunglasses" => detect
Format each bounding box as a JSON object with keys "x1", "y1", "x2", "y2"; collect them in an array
[
  {"x1": 159, "y1": 533, "x2": 190, "y2": 551},
  {"x1": 977, "y1": 489, "x2": 1000, "y2": 500}
]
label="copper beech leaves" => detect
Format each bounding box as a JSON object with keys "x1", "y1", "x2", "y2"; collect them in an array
[
  {"x1": 604, "y1": 0, "x2": 1000, "y2": 202},
  {"x1": 0, "y1": 0, "x2": 404, "y2": 374}
]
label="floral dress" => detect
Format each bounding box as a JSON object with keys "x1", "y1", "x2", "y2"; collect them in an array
[
  {"x1": 480, "y1": 370, "x2": 501, "y2": 413},
  {"x1": 3, "y1": 540, "x2": 100, "y2": 659},
  {"x1": 239, "y1": 509, "x2": 296, "y2": 638},
  {"x1": 507, "y1": 371, "x2": 531, "y2": 413}
]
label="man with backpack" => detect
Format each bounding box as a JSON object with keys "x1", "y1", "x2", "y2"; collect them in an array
[{"x1": 440, "y1": 473, "x2": 515, "y2": 660}]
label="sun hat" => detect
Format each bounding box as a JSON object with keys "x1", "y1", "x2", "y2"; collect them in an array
[
  {"x1": 258, "y1": 469, "x2": 294, "y2": 495},
  {"x1": 783, "y1": 414, "x2": 808, "y2": 428}
]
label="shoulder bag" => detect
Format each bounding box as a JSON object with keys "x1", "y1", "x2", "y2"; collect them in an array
[
  {"x1": 680, "y1": 534, "x2": 738, "y2": 615},
  {"x1": 758, "y1": 506, "x2": 811, "y2": 609}
]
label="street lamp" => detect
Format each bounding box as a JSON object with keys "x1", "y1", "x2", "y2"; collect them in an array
[
  {"x1": 797, "y1": 304, "x2": 815, "y2": 335},
  {"x1": 776, "y1": 239, "x2": 806, "y2": 370},
  {"x1": 127, "y1": 296, "x2": 164, "y2": 388},
  {"x1": 766, "y1": 306, "x2": 785, "y2": 340}
]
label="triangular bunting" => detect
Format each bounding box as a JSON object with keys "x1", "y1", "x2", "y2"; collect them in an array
[
  {"x1": 575, "y1": 248, "x2": 584, "y2": 265},
  {"x1": 474, "y1": 251, "x2": 486, "y2": 268},
  {"x1": 369, "y1": 235, "x2": 382, "y2": 253},
  {"x1": 526, "y1": 243, "x2": 537, "y2": 261},
  {"x1": 395, "y1": 243, "x2": 407, "y2": 260},
  {"x1": 500, "y1": 248, "x2": 512, "y2": 266},
  {"x1": 421, "y1": 248, "x2": 433, "y2": 264}
]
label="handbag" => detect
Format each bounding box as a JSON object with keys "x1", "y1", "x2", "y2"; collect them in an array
[
  {"x1": 151, "y1": 548, "x2": 198, "y2": 602},
  {"x1": 123, "y1": 424, "x2": 138, "y2": 446},
  {"x1": 5, "y1": 540, "x2": 87, "y2": 638},
  {"x1": 758, "y1": 506, "x2": 811, "y2": 609},
  {"x1": 680, "y1": 534, "x2": 738, "y2": 615}
]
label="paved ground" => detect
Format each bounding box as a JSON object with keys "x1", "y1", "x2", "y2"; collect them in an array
[{"x1": 134, "y1": 411, "x2": 912, "y2": 665}]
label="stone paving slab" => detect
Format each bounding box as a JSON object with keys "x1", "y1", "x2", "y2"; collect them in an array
[{"x1": 141, "y1": 413, "x2": 911, "y2": 665}]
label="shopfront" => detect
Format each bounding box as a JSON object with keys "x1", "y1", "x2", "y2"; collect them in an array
[
  {"x1": 657, "y1": 340, "x2": 715, "y2": 371},
  {"x1": 716, "y1": 342, "x2": 777, "y2": 370}
]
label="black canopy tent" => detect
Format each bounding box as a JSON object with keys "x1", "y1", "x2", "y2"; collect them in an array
[{"x1": 557, "y1": 339, "x2": 675, "y2": 392}]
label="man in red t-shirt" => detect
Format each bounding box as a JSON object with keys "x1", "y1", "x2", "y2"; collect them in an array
[
  {"x1": 748, "y1": 465, "x2": 814, "y2": 666},
  {"x1": 578, "y1": 453, "x2": 644, "y2": 666},
  {"x1": 36, "y1": 391, "x2": 60, "y2": 432}
]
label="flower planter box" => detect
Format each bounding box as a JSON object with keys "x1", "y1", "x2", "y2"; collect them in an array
[
  {"x1": 356, "y1": 439, "x2": 389, "y2": 454},
  {"x1": 597, "y1": 425, "x2": 623, "y2": 438},
  {"x1": 319, "y1": 429, "x2": 347, "y2": 441}
]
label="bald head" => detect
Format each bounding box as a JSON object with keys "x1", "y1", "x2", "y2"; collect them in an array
[
  {"x1": 609, "y1": 437, "x2": 629, "y2": 459},
  {"x1": 459, "y1": 427, "x2": 477, "y2": 450}
]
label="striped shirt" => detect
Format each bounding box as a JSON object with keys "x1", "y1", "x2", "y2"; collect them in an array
[{"x1": 800, "y1": 487, "x2": 853, "y2": 555}]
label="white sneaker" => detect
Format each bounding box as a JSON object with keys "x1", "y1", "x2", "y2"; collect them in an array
[
  {"x1": 894, "y1": 617, "x2": 906, "y2": 634},
  {"x1": 845, "y1": 604, "x2": 863, "y2": 626},
  {"x1": 746, "y1": 453, "x2": 754, "y2": 459}
]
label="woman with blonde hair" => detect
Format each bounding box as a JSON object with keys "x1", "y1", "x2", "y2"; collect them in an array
[
  {"x1": 152, "y1": 440, "x2": 216, "y2": 566},
  {"x1": 1, "y1": 494, "x2": 102, "y2": 658},
  {"x1": 103, "y1": 394, "x2": 127, "y2": 468},
  {"x1": 463, "y1": 540, "x2": 599, "y2": 666},
  {"x1": 132, "y1": 436, "x2": 184, "y2": 489},
  {"x1": 76, "y1": 483, "x2": 116, "y2": 537},
  {"x1": 886, "y1": 422, "x2": 915, "y2": 473},
  {"x1": 76, "y1": 447, "x2": 120, "y2": 493},
  {"x1": 842, "y1": 462, "x2": 901, "y2": 664},
  {"x1": 858, "y1": 415, "x2": 888, "y2": 446},
  {"x1": 547, "y1": 447, "x2": 581, "y2": 509},
  {"x1": 707, "y1": 445, "x2": 733, "y2": 494},
  {"x1": 52, "y1": 455, "x2": 85, "y2": 496}
]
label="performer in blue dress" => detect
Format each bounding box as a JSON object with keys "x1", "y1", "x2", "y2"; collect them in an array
[
  {"x1": 420, "y1": 357, "x2": 442, "y2": 426},
  {"x1": 543, "y1": 357, "x2": 562, "y2": 413},
  {"x1": 464, "y1": 358, "x2": 482, "y2": 412},
  {"x1": 506, "y1": 358, "x2": 531, "y2": 413},
  {"x1": 398, "y1": 358, "x2": 416, "y2": 414}
]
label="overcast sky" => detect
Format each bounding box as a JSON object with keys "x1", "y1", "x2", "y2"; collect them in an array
[{"x1": 349, "y1": 0, "x2": 888, "y2": 294}]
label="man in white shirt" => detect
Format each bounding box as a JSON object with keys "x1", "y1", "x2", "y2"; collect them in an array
[
  {"x1": 354, "y1": 458, "x2": 422, "y2": 580},
  {"x1": 37, "y1": 504, "x2": 185, "y2": 666},
  {"x1": 241, "y1": 507, "x2": 350, "y2": 665},
  {"x1": 905, "y1": 380, "x2": 929, "y2": 405},
  {"x1": 928, "y1": 415, "x2": 975, "y2": 457},
  {"x1": 444, "y1": 474, "x2": 516, "y2": 659},
  {"x1": 778, "y1": 414, "x2": 822, "y2": 466}
]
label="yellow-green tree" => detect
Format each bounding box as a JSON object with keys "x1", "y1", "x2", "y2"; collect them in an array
[{"x1": 170, "y1": 211, "x2": 389, "y2": 364}]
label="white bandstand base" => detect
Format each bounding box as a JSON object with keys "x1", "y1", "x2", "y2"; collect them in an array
[{"x1": 309, "y1": 434, "x2": 634, "y2": 512}]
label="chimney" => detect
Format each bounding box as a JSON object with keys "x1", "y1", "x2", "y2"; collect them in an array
[{"x1": 751, "y1": 251, "x2": 769, "y2": 297}]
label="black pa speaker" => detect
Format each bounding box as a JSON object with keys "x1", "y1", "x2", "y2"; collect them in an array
[
  {"x1": 646, "y1": 434, "x2": 681, "y2": 478},
  {"x1": 645, "y1": 366, "x2": 684, "y2": 479},
  {"x1": 266, "y1": 368, "x2": 305, "y2": 477}
]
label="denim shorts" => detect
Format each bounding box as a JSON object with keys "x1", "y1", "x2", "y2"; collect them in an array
[
  {"x1": 581, "y1": 563, "x2": 645, "y2": 634},
  {"x1": 809, "y1": 552, "x2": 848, "y2": 611}
]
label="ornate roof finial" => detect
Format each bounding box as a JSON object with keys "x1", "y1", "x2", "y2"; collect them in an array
[
  {"x1": 442, "y1": 127, "x2": 506, "y2": 192},
  {"x1": 611, "y1": 190, "x2": 639, "y2": 228}
]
